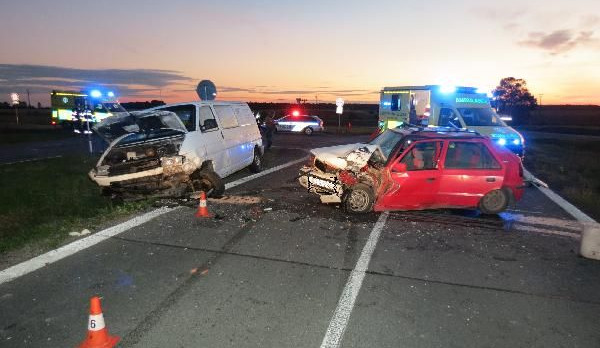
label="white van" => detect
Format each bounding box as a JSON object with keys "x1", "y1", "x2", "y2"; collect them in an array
[{"x1": 89, "y1": 101, "x2": 263, "y2": 198}]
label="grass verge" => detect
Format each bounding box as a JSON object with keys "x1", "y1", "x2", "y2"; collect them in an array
[
  {"x1": 0, "y1": 128, "x2": 75, "y2": 145},
  {"x1": 524, "y1": 135, "x2": 600, "y2": 221},
  {"x1": 0, "y1": 155, "x2": 153, "y2": 254}
]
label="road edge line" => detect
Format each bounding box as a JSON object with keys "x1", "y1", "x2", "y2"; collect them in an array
[
  {"x1": 225, "y1": 156, "x2": 308, "y2": 190},
  {"x1": 320, "y1": 212, "x2": 389, "y2": 348},
  {"x1": 0, "y1": 206, "x2": 176, "y2": 285},
  {"x1": 524, "y1": 169, "x2": 596, "y2": 223}
]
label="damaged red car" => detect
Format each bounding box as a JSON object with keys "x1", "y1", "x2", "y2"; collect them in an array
[{"x1": 299, "y1": 127, "x2": 525, "y2": 214}]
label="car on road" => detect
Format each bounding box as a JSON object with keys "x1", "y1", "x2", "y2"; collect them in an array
[
  {"x1": 299, "y1": 126, "x2": 525, "y2": 214},
  {"x1": 89, "y1": 101, "x2": 264, "y2": 199},
  {"x1": 275, "y1": 115, "x2": 324, "y2": 135}
]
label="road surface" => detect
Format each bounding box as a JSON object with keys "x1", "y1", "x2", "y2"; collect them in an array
[{"x1": 1, "y1": 132, "x2": 599, "y2": 348}]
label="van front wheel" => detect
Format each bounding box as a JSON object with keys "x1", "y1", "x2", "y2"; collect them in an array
[
  {"x1": 191, "y1": 170, "x2": 225, "y2": 198},
  {"x1": 249, "y1": 149, "x2": 263, "y2": 173}
]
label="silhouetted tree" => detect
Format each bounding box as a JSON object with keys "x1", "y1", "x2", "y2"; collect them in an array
[{"x1": 493, "y1": 77, "x2": 537, "y2": 125}]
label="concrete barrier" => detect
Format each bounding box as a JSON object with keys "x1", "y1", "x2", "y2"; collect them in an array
[{"x1": 580, "y1": 222, "x2": 600, "y2": 260}]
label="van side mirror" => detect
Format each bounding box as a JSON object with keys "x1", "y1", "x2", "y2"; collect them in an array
[{"x1": 392, "y1": 162, "x2": 407, "y2": 173}]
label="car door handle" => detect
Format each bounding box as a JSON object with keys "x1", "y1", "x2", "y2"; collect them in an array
[
  {"x1": 486, "y1": 177, "x2": 496, "y2": 182},
  {"x1": 426, "y1": 177, "x2": 436, "y2": 182}
]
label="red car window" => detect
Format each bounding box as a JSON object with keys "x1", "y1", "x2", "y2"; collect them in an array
[
  {"x1": 444, "y1": 141, "x2": 501, "y2": 169},
  {"x1": 399, "y1": 141, "x2": 443, "y2": 170}
]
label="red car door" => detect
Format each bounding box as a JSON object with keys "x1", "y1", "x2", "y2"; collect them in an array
[
  {"x1": 376, "y1": 140, "x2": 444, "y2": 210},
  {"x1": 437, "y1": 140, "x2": 505, "y2": 208}
]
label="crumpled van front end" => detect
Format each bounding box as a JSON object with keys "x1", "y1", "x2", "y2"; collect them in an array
[{"x1": 89, "y1": 111, "x2": 201, "y2": 198}]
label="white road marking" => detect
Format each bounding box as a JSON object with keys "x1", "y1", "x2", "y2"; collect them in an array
[
  {"x1": 224, "y1": 156, "x2": 308, "y2": 190},
  {"x1": 0, "y1": 155, "x2": 63, "y2": 166},
  {"x1": 499, "y1": 212, "x2": 581, "y2": 231},
  {"x1": 524, "y1": 169, "x2": 596, "y2": 223},
  {"x1": 0, "y1": 206, "x2": 177, "y2": 285},
  {"x1": 514, "y1": 223, "x2": 581, "y2": 240},
  {"x1": 321, "y1": 212, "x2": 389, "y2": 348},
  {"x1": 0, "y1": 156, "x2": 307, "y2": 285}
]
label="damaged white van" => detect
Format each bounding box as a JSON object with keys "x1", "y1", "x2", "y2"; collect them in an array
[{"x1": 89, "y1": 101, "x2": 263, "y2": 199}]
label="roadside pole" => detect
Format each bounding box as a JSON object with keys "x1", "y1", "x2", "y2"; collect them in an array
[
  {"x1": 10, "y1": 93, "x2": 20, "y2": 125},
  {"x1": 336, "y1": 98, "x2": 344, "y2": 134},
  {"x1": 85, "y1": 109, "x2": 93, "y2": 154}
]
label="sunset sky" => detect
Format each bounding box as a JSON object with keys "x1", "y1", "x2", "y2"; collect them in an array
[{"x1": 1, "y1": 0, "x2": 599, "y2": 105}]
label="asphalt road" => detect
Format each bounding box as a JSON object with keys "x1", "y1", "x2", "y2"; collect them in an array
[{"x1": 1, "y1": 132, "x2": 599, "y2": 348}]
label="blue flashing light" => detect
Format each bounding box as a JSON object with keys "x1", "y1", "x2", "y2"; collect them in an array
[
  {"x1": 476, "y1": 87, "x2": 488, "y2": 94},
  {"x1": 497, "y1": 138, "x2": 507, "y2": 146},
  {"x1": 383, "y1": 102, "x2": 392, "y2": 106},
  {"x1": 107, "y1": 91, "x2": 115, "y2": 98},
  {"x1": 440, "y1": 85, "x2": 456, "y2": 94},
  {"x1": 512, "y1": 138, "x2": 520, "y2": 145},
  {"x1": 90, "y1": 90, "x2": 102, "y2": 98}
]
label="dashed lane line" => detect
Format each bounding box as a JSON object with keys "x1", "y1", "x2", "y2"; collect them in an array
[{"x1": 320, "y1": 212, "x2": 389, "y2": 348}]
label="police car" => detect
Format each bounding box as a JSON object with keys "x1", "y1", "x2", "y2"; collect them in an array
[{"x1": 274, "y1": 113, "x2": 324, "y2": 135}]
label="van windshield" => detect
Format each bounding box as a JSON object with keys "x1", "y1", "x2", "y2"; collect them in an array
[{"x1": 458, "y1": 108, "x2": 506, "y2": 127}]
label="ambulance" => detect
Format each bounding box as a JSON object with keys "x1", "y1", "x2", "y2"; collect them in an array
[
  {"x1": 51, "y1": 89, "x2": 128, "y2": 128},
  {"x1": 378, "y1": 85, "x2": 524, "y2": 157}
]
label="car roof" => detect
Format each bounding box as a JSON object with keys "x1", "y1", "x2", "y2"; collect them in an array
[
  {"x1": 390, "y1": 126, "x2": 486, "y2": 140},
  {"x1": 279, "y1": 115, "x2": 320, "y2": 119}
]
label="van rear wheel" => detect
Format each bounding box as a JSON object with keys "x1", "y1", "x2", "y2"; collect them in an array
[
  {"x1": 479, "y1": 189, "x2": 509, "y2": 214},
  {"x1": 303, "y1": 127, "x2": 313, "y2": 135}
]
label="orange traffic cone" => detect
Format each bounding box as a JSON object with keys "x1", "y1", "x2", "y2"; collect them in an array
[
  {"x1": 195, "y1": 191, "x2": 213, "y2": 218},
  {"x1": 78, "y1": 296, "x2": 120, "y2": 348}
]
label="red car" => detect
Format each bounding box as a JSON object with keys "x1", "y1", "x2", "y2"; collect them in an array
[{"x1": 299, "y1": 127, "x2": 525, "y2": 214}]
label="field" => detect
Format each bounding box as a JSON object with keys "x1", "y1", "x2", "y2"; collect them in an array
[
  {"x1": 524, "y1": 134, "x2": 600, "y2": 220},
  {"x1": 0, "y1": 155, "x2": 153, "y2": 254}
]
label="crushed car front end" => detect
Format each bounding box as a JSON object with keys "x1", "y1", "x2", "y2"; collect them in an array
[{"x1": 298, "y1": 143, "x2": 388, "y2": 207}]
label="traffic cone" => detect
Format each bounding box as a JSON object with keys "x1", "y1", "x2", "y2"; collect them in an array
[
  {"x1": 195, "y1": 191, "x2": 213, "y2": 218},
  {"x1": 78, "y1": 296, "x2": 120, "y2": 348}
]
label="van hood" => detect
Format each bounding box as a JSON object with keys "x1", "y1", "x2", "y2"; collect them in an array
[
  {"x1": 93, "y1": 110, "x2": 187, "y2": 143},
  {"x1": 311, "y1": 143, "x2": 383, "y2": 171}
]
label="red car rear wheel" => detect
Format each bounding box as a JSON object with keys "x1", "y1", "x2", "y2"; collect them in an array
[{"x1": 479, "y1": 189, "x2": 509, "y2": 214}]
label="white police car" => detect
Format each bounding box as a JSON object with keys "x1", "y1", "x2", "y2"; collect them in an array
[{"x1": 275, "y1": 114, "x2": 324, "y2": 135}]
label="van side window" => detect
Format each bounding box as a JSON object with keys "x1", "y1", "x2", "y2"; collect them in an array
[
  {"x1": 444, "y1": 142, "x2": 501, "y2": 169},
  {"x1": 199, "y1": 106, "x2": 219, "y2": 131},
  {"x1": 233, "y1": 105, "x2": 255, "y2": 126},
  {"x1": 163, "y1": 104, "x2": 196, "y2": 131},
  {"x1": 213, "y1": 105, "x2": 239, "y2": 129},
  {"x1": 439, "y1": 108, "x2": 460, "y2": 128}
]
